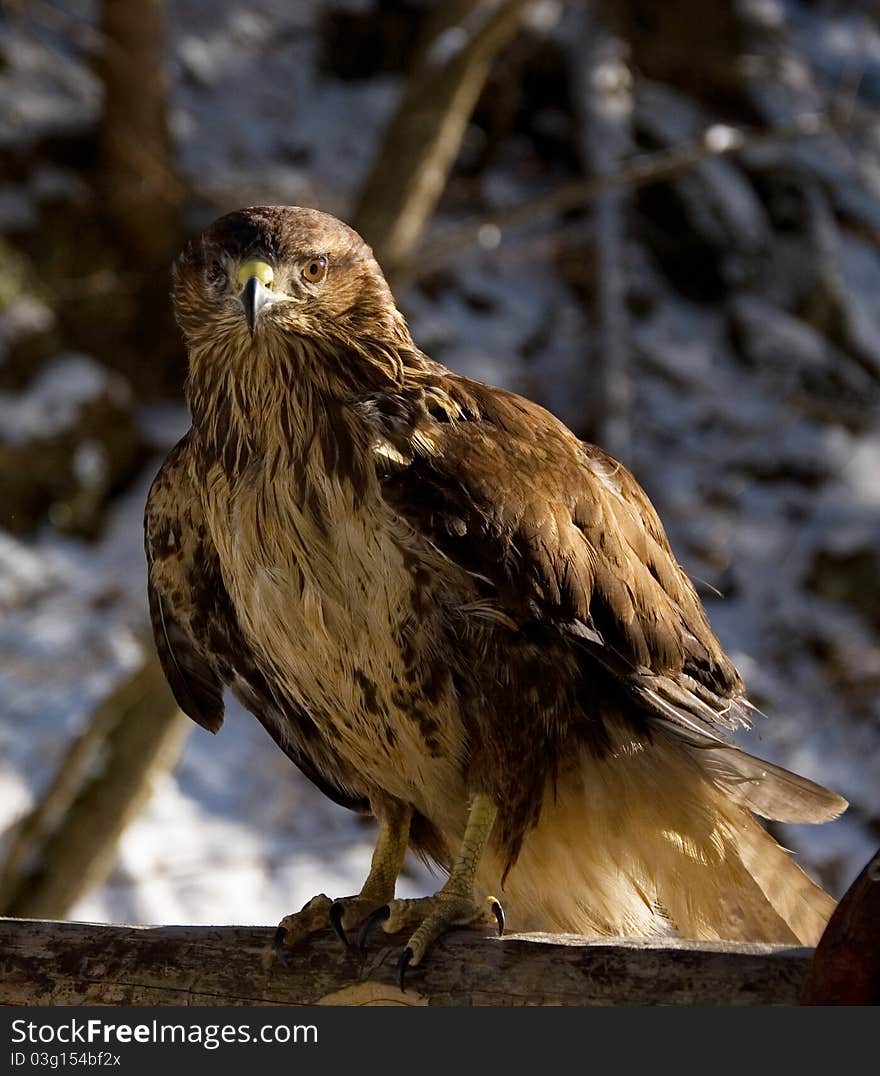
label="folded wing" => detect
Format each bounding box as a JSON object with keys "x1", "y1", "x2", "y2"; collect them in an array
[{"x1": 376, "y1": 373, "x2": 846, "y2": 825}]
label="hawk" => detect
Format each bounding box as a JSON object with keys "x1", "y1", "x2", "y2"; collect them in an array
[{"x1": 146, "y1": 205, "x2": 846, "y2": 982}]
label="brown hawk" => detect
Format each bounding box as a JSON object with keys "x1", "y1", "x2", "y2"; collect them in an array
[{"x1": 146, "y1": 206, "x2": 846, "y2": 983}]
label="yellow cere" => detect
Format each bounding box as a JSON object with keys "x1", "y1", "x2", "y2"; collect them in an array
[{"x1": 236, "y1": 260, "x2": 274, "y2": 288}]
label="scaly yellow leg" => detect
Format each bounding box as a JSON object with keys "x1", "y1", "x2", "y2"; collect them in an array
[
  {"x1": 358, "y1": 794, "x2": 503, "y2": 986},
  {"x1": 275, "y1": 799, "x2": 412, "y2": 953}
]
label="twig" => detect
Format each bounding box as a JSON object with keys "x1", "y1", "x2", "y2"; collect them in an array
[{"x1": 412, "y1": 106, "x2": 880, "y2": 276}]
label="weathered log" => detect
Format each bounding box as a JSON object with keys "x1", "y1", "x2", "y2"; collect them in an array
[{"x1": 0, "y1": 919, "x2": 810, "y2": 1006}]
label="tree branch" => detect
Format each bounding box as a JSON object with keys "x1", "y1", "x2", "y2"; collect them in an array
[
  {"x1": 413, "y1": 107, "x2": 880, "y2": 275},
  {"x1": 0, "y1": 660, "x2": 189, "y2": 919},
  {"x1": 0, "y1": 919, "x2": 811, "y2": 1006},
  {"x1": 352, "y1": 0, "x2": 536, "y2": 283}
]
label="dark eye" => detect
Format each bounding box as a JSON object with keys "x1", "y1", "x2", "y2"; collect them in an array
[
  {"x1": 302, "y1": 256, "x2": 328, "y2": 284},
  {"x1": 207, "y1": 259, "x2": 227, "y2": 289}
]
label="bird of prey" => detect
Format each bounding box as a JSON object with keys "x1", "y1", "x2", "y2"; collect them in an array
[{"x1": 146, "y1": 205, "x2": 846, "y2": 982}]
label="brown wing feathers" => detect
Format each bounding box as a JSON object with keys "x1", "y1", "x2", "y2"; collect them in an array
[
  {"x1": 145, "y1": 437, "x2": 225, "y2": 733},
  {"x1": 382, "y1": 378, "x2": 734, "y2": 687},
  {"x1": 380, "y1": 375, "x2": 846, "y2": 825}
]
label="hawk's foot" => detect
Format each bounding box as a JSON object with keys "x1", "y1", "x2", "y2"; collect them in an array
[
  {"x1": 359, "y1": 891, "x2": 504, "y2": 988},
  {"x1": 275, "y1": 801, "x2": 412, "y2": 959},
  {"x1": 274, "y1": 893, "x2": 335, "y2": 957},
  {"x1": 358, "y1": 793, "x2": 501, "y2": 988},
  {"x1": 275, "y1": 889, "x2": 401, "y2": 956},
  {"x1": 275, "y1": 795, "x2": 498, "y2": 986}
]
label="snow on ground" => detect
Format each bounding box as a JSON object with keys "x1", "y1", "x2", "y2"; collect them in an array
[{"x1": 0, "y1": 1, "x2": 878, "y2": 929}]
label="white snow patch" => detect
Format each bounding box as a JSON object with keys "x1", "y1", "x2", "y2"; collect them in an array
[{"x1": 0, "y1": 354, "x2": 127, "y2": 445}]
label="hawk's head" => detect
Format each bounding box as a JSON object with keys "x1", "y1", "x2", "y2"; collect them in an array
[{"x1": 173, "y1": 206, "x2": 413, "y2": 392}]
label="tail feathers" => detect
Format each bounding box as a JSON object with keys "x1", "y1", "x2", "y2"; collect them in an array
[
  {"x1": 626, "y1": 660, "x2": 847, "y2": 826},
  {"x1": 730, "y1": 811, "x2": 837, "y2": 945},
  {"x1": 482, "y1": 737, "x2": 839, "y2": 945},
  {"x1": 634, "y1": 804, "x2": 836, "y2": 946},
  {"x1": 701, "y1": 746, "x2": 848, "y2": 824}
]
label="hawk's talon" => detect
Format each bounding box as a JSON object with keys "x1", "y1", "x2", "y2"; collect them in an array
[
  {"x1": 398, "y1": 946, "x2": 413, "y2": 992},
  {"x1": 275, "y1": 892, "x2": 334, "y2": 954},
  {"x1": 490, "y1": 897, "x2": 505, "y2": 936},
  {"x1": 329, "y1": 901, "x2": 351, "y2": 949},
  {"x1": 357, "y1": 903, "x2": 391, "y2": 951},
  {"x1": 272, "y1": 924, "x2": 290, "y2": 965}
]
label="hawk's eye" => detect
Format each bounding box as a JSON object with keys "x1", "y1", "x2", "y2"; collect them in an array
[
  {"x1": 207, "y1": 259, "x2": 228, "y2": 290},
  {"x1": 302, "y1": 256, "x2": 328, "y2": 284}
]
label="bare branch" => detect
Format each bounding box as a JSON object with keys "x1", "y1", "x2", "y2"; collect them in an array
[
  {"x1": 95, "y1": 0, "x2": 183, "y2": 266},
  {"x1": 413, "y1": 107, "x2": 880, "y2": 275},
  {"x1": 568, "y1": 12, "x2": 634, "y2": 458},
  {"x1": 352, "y1": 0, "x2": 536, "y2": 283},
  {"x1": 0, "y1": 659, "x2": 189, "y2": 919}
]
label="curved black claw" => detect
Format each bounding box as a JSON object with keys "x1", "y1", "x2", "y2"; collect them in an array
[
  {"x1": 491, "y1": 899, "x2": 505, "y2": 937},
  {"x1": 357, "y1": 904, "x2": 390, "y2": 952},
  {"x1": 329, "y1": 902, "x2": 351, "y2": 949},
  {"x1": 398, "y1": 946, "x2": 413, "y2": 992},
  {"x1": 273, "y1": 925, "x2": 289, "y2": 965}
]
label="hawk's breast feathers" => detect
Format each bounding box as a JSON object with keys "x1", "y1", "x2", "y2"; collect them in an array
[{"x1": 145, "y1": 435, "x2": 370, "y2": 813}]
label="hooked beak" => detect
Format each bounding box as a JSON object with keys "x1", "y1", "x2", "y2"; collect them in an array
[
  {"x1": 241, "y1": 275, "x2": 274, "y2": 336},
  {"x1": 236, "y1": 259, "x2": 277, "y2": 336}
]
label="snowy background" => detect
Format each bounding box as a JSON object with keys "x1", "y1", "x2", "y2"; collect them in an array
[{"x1": 0, "y1": 0, "x2": 878, "y2": 929}]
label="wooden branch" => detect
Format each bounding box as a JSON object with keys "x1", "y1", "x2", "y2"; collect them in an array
[
  {"x1": 0, "y1": 660, "x2": 190, "y2": 920},
  {"x1": 352, "y1": 0, "x2": 535, "y2": 283},
  {"x1": 95, "y1": 0, "x2": 183, "y2": 266},
  {"x1": 0, "y1": 919, "x2": 811, "y2": 1006},
  {"x1": 414, "y1": 106, "x2": 880, "y2": 274}
]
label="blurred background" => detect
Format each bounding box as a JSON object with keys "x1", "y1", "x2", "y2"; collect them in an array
[{"x1": 0, "y1": 0, "x2": 878, "y2": 929}]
